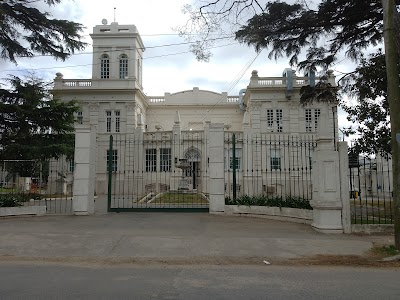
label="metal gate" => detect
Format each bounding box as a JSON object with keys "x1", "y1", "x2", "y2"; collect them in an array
[
  {"x1": 107, "y1": 131, "x2": 209, "y2": 212},
  {"x1": 348, "y1": 153, "x2": 394, "y2": 224},
  {"x1": 0, "y1": 158, "x2": 74, "y2": 214}
]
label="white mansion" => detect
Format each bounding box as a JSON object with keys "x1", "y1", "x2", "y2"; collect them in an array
[{"x1": 52, "y1": 21, "x2": 338, "y2": 197}]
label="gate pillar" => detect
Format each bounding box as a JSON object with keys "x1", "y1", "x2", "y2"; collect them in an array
[
  {"x1": 73, "y1": 125, "x2": 97, "y2": 215},
  {"x1": 310, "y1": 106, "x2": 343, "y2": 233},
  {"x1": 208, "y1": 123, "x2": 225, "y2": 213}
]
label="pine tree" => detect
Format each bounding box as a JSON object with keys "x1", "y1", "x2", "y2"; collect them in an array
[
  {"x1": 0, "y1": 0, "x2": 86, "y2": 63},
  {"x1": 0, "y1": 75, "x2": 79, "y2": 175}
]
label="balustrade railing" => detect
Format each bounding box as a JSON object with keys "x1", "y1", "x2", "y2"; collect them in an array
[{"x1": 62, "y1": 80, "x2": 92, "y2": 87}]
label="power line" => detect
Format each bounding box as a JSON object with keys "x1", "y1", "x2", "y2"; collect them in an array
[
  {"x1": 183, "y1": 50, "x2": 263, "y2": 130},
  {"x1": 14, "y1": 35, "x2": 235, "y2": 59},
  {"x1": 0, "y1": 42, "x2": 240, "y2": 73}
]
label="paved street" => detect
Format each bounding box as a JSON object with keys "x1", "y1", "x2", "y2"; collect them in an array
[
  {"x1": 0, "y1": 208, "x2": 398, "y2": 299},
  {"x1": 0, "y1": 212, "x2": 393, "y2": 261},
  {"x1": 0, "y1": 263, "x2": 399, "y2": 299}
]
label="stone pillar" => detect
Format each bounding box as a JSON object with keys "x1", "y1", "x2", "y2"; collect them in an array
[
  {"x1": 171, "y1": 111, "x2": 182, "y2": 191},
  {"x1": 242, "y1": 110, "x2": 252, "y2": 196},
  {"x1": 125, "y1": 102, "x2": 136, "y2": 133},
  {"x1": 250, "y1": 70, "x2": 259, "y2": 86},
  {"x1": 73, "y1": 125, "x2": 97, "y2": 215},
  {"x1": 53, "y1": 72, "x2": 63, "y2": 89},
  {"x1": 338, "y1": 142, "x2": 351, "y2": 233},
  {"x1": 88, "y1": 102, "x2": 99, "y2": 127},
  {"x1": 134, "y1": 114, "x2": 145, "y2": 196},
  {"x1": 310, "y1": 106, "x2": 343, "y2": 233},
  {"x1": 208, "y1": 123, "x2": 225, "y2": 213},
  {"x1": 203, "y1": 118, "x2": 211, "y2": 194},
  {"x1": 250, "y1": 102, "x2": 262, "y2": 196}
]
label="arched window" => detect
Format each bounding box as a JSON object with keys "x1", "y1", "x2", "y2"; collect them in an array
[
  {"x1": 100, "y1": 54, "x2": 110, "y2": 79},
  {"x1": 119, "y1": 54, "x2": 128, "y2": 79}
]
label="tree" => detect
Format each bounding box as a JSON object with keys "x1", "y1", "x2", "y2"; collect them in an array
[
  {"x1": 179, "y1": 0, "x2": 400, "y2": 248},
  {"x1": 179, "y1": 0, "x2": 399, "y2": 66},
  {"x1": 176, "y1": 0, "x2": 265, "y2": 61},
  {"x1": 341, "y1": 51, "x2": 394, "y2": 157},
  {"x1": 0, "y1": 75, "x2": 79, "y2": 176},
  {"x1": 381, "y1": 0, "x2": 400, "y2": 250},
  {"x1": 235, "y1": 0, "x2": 388, "y2": 70},
  {"x1": 0, "y1": 0, "x2": 86, "y2": 64}
]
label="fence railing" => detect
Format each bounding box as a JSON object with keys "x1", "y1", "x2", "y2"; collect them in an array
[
  {"x1": 224, "y1": 133, "x2": 316, "y2": 202},
  {"x1": 0, "y1": 158, "x2": 74, "y2": 214},
  {"x1": 349, "y1": 154, "x2": 394, "y2": 224},
  {"x1": 107, "y1": 132, "x2": 209, "y2": 211}
]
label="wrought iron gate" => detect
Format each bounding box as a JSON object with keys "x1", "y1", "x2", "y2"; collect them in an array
[
  {"x1": 107, "y1": 132, "x2": 209, "y2": 212},
  {"x1": 348, "y1": 154, "x2": 394, "y2": 224}
]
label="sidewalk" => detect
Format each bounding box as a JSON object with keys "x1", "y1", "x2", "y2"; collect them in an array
[{"x1": 0, "y1": 212, "x2": 394, "y2": 265}]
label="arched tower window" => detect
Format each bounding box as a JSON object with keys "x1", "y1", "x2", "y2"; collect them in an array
[
  {"x1": 100, "y1": 54, "x2": 110, "y2": 79},
  {"x1": 119, "y1": 54, "x2": 128, "y2": 79}
]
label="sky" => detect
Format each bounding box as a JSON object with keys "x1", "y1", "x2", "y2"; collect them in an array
[{"x1": 0, "y1": 0, "x2": 371, "y2": 140}]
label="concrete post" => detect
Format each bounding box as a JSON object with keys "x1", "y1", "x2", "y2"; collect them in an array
[
  {"x1": 172, "y1": 111, "x2": 182, "y2": 191},
  {"x1": 242, "y1": 111, "x2": 252, "y2": 196},
  {"x1": 134, "y1": 113, "x2": 145, "y2": 196},
  {"x1": 250, "y1": 70, "x2": 259, "y2": 86},
  {"x1": 203, "y1": 118, "x2": 211, "y2": 194},
  {"x1": 208, "y1": 123, "x2": 225, "y2": 213},
  {"x1": 53, "y1": 73, "x2": 64, "y2": 89},
  {"x1": 338, "y1": 142, "x2": 351, "y2": 233},
  {"x1": 73, "y1": 125, "x2": 97, "y2": 215},
  {"x1": 125, "y1": 102, "x2": 136, "y2": 133},
  {"x1": 250, "y1": 102, "x2": 262, "y2": 196},
  {"x1": 310, "y1": 106, "x2": 343, "y2": 233}
]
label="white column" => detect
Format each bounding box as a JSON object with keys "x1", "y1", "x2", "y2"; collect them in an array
[
  {"x1": 338, "y1": 142, "x2": 351, "y2": 233},
  {"x1": 125, "y1": 102, "x2": 136, "y2": 133},
  {"x1": 208, "y1": 123, "x2": 225, "y2": 213},
  {"x1": 73, "y1": 125, "x2": 97, "y2": 215},
  {"x1": 172, "y1": 111, "x2": 182, "y2": 191},
  {"x1": 310, "y1": 106, "x2": 343, "y2": 233},
  {"x1": 242, "y1": 111, "x2": 252, "y2": 196},
  {"x1": 134, "y1": 114, "x2": 145, "y2": 196}
]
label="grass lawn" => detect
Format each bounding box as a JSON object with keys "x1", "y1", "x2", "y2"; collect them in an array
[
  {"x1": 0, "y1": 187, "x2": 17, "y2": 193},
  {"x1": 151, "y1": 192, "x2": 209, "y2": 204},
  {"x1": 370, "y1": 245, "x2": 399, "y2": 257}
]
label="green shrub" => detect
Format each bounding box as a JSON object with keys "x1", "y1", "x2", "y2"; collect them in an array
[
  {"x1": 0, "y1": 193, "x2": 42, "y2": 207},
  {"x1": 0, "y1": 194, "x2": 22, "y2": 207},
  {"x1": 225, "y1": 195, "x2": 312, "y2": 210}
]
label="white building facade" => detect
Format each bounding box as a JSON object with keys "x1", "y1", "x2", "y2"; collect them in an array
[{"x1": 52, "y1": 22, "x2": 338, "y2": 199}]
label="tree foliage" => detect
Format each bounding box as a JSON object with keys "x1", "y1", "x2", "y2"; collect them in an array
[
  {"x1": 341, "y1": 51, "x2": 395, "y2": 157},
  {"x1": 175, "y1": 0, "x2": 265, "y2": 61},
  {"x1": 178, "y1": 0, "x2": 399, "y2": 252},
  {"x1": 179, "y1": 0, "x2": 399, "y2": 67},
  {"x1": 299, "y1": 73, "x2": 338, "y2": 106},
  {"x1": 0, "y1": 0, "x2": 86, "y2": 63},
  {"x1": 0, "y1": 75, "x2": 79, "y2": 171},
  {"x1": 179, "y1": 0, "x2": 399, "y2": 153},
  {"x1": 235, "y1": 0, "x2": 385, "y2": 70}
]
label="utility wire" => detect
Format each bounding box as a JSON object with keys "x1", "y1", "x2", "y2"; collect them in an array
[
  {"x1": 14, "y1": 35, "x2": 235, "y2": 59},
  {"x1": 182, "y1": 50, "x2": 263, "y2": 130},
  {"x1": 0, "y1": 42, "x2": 240, "y2": 73}
]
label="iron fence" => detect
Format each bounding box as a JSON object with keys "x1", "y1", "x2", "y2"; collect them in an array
[
  {"x1": 0, "y1": 158, "x2": 74, "y2": 214},
  {"x1": 224, "y1": 133, "x2": 316, "y2": 202},
  {"x1": 107, "y1": 131, "x2": 209, "y2": 211},
  {"x1": 349, "y1": 154, "x2": 394, "y2": 224}
]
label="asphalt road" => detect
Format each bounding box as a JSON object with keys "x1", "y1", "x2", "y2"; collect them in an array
[{"x1": 0, "y1": 263, "x2": 399, "y2": 300}]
